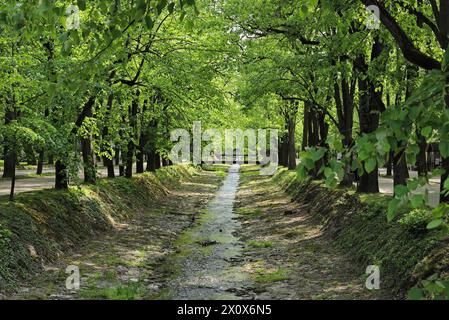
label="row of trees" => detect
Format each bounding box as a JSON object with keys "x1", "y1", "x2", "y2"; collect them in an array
[
  {"x1": 2, "y1": 0, "x2": 449, "y2": 215},
  {"x1": 223, "y1": 0, "x2": 449, "y2": 212},
  {"x1": 0, "y1": 0, "x2": 242, "y2": 200}
]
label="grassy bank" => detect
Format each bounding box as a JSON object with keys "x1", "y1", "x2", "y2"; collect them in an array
[
  {"x1": 0, "y1": 165, "x2": 199, "y2": 291},
  {"x1": 271, "y1": 168, "x2": 442, "y2": 295}
]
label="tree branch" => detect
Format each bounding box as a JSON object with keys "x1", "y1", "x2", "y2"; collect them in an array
[{"x1": 359, "y1": 0, "x2": 441, "y2": 70}]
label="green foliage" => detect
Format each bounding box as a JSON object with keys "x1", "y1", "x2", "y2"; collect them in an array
[
  {"x1": 0, "y1": 165, "x2": 197, "y2": 290},
  {"x1": 398, "y1": 209, "x2": 433, "y2": 232},
  {"x1": 409, "y1": 274, "x2": 449, "y2": 300}
]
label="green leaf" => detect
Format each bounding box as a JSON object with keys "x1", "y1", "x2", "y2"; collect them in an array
[
  {"x1": 302, "y1": 158, "x2": 315, "y2": 170},
  {"x1": 421, "y1": 126, "x2": 432, "y2": 138},
  {"x1": 408, "y1": 287, "x2": 424, "y2": 300},
  {"x1": 440, "y1": 140, "x2": 449, "y2": 158},
  {"x1": 427, "y1": 219, "x2": 443, "y2": 230},
  {"x1": 297, "y1": 166, "x2": 308, "y2": 181},
  {"x1": 444, "y1": 178, "x2": 449, "y2": 191},
  {"x1": 394, "y1": 185, "x2": 409, "y2": 198},
  {"x1": 387, "y1": 198, "x2": 400, "y2": 222},
  {"x1": 310, "y1": 148, "x2": 326, "y2": 161},
  {"x1": 364, "y1": 158, "x2": 376, "y2": 173},
  {"x1": 410, "y1": 194, "x2": 425, "y2": 208}
]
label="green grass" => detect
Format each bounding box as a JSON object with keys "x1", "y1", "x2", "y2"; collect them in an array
[
  {"x1": 236, "y1": 207, "x2": 263, "y2": 216},
  {"x1": 254, "y1": 268, "x2": 289, "y2": 283},
  {"x1": 271, "y1": 167, "x2": 440, "y2": 294},
  {"x1": 79, "y1": 282, "x2": 146, "y2": 300}
]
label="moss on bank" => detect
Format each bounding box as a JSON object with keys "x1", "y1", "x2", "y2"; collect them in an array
[
  {"x1": 0, "y1": 165, "x2": 199, "y2": 291},
  {"x1": 271, "y1": 168, "x2": 440, "y2": 295}
]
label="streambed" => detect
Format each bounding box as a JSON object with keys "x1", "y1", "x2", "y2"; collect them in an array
[{"x1": 166, "y1": 164, "x2": 251, "y2": 299}]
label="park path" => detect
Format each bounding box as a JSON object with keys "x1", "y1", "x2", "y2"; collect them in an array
[{"x1": 0, "y1": 166, "x2": 120, "y2": 197}]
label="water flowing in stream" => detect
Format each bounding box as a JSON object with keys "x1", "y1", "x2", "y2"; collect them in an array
[{"x1": 168, "y1": 164, "x2": 250, "y2": 299}]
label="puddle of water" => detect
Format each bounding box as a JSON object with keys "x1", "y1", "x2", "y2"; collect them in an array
[{"x1": 167, "y1": 164, "x2": 249, "y2": 300}]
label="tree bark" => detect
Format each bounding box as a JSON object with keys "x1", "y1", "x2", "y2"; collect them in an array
[
  {"x1": 55, "y1": 160, "x2": 68, "y2": 189},
  {"x1": 136, "y1": 100, "x2": 148, "y2": 174},
  {"x1": 287, "y1": 115, "x2": 297, "y2": 170},
  {"x1": 125, "y1": 92, "x2": 139, "y2": 178},
  {"x1": 279, "y1": 135, "x2": 289, "y2": 167},
  {"x1": 81, "y1": 138, "x2": 96, "y2": 183},
  {"x1": 36, "y1": 149, "x2": 44, "y2": 175},
  {"x1": 393, "y1": 149, "x2": 408, "y2": 189},
  {"x1": 155, "y1": 151, "x2": 161, "y2": 170},
  {"x1": 355, "y1": 39, "x2": 385, "y2": 194},
  {"x1": 146, "y1": 150, "x2": 156, "y2": 172},
  {"x1": 9, "y1": 151, "x2": 16, "y2": 202},
  {"x1": 416, "y1": 130, "x2": 428, "y2": 176}
]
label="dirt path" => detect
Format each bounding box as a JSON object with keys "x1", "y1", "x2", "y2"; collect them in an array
[
  {"x1": 8, "y1": 169, "x2": 223, "y2": 299},
  {"x1": 0, "y1": 166, "x2": 121, "y2": 197},
  {"x1": 232, "y1": 166, "x2": 392, "y2": 299}
]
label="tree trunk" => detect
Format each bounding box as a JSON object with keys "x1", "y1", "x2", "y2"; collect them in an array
[
  {"x1": 115, "y1": 147, "x2": 120, "y2": 165},
  {"x1": 55, "y1": 160, "x2": 68, "y2": 189},
  {"x1": 287, "y1": 115, "x2": 297, "y2": 170},
  {"x1": 155, "y1": 151, "x2": 161, "y2": 170},
  {"x1": 356, "y1": 76, "x2": 380, "y2": 193},
  {"x1": 81, "y1": 138, "x2": 96, "y2": 183},
  {"x1": 136, "y1": 100, "x2": 148, "y2": 174},
  {"x1": 36, "y1": 149, "x2": 44, "y2": 175},
  {"x1": 278, "y1": 134, "x2": 288, "y2": 167},
  {"x1": 416, "y1": 130, "x2": 427, "y2": 176},
  {"x1": 136, "y1": 150, "x2": 144, "y2": 173},
  {"x1": 74, "y1": 97, "x2": 96, "y2": 184},
  {"x1": 9, "y1": 151, "x2": 16, "y2": 202},
  {"x1": 355, "y1": 39, "x2": 384, "y2": 194},
  {"x1": 125, "y1": 92, "x2": 139, "y2": 178},
  {"x1": 125, "y1": 139, "x2": 134, "y2": 178},
  {"x1": 146, "y1": 150, "x2": 156, "y2": 172},
  {"x1": 393, "y1": 149, "x2": 408, "y2": 189}
]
